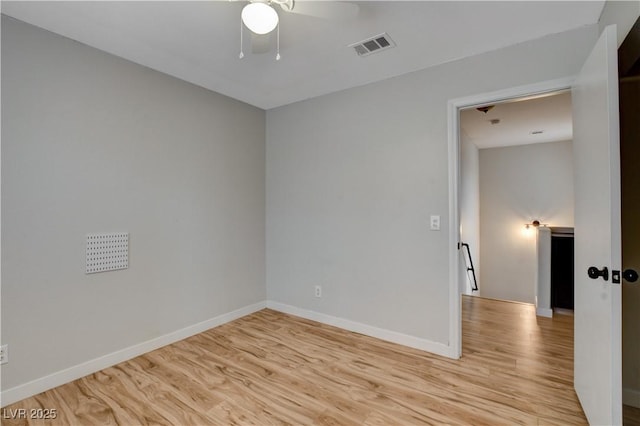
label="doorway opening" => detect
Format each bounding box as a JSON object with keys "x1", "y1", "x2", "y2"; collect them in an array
[
  {"x1": 446, "y1": 77, "x2": 574, "y2": 358},
  {"x1": 619, "y1": 15, "x2": 640, "y2": 421},
  {"x1": 458, "y1": 91, "x2": 574, "y2": 311}
]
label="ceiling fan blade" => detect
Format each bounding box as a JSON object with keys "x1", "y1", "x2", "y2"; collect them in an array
[
  {"x1": 251, "y1": 32, "x2": 271, "y2": 54},
  {"x1": 284, "y1": 1, "x2": 359, "y2": 20}
]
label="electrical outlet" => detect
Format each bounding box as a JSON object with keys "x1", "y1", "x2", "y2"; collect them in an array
[
  {"x1": 315, "y1": 285, "x2": 322, "y2": 298},
  {"x1": 0, "y1": 344, "x2": 8, "y2": 365}
]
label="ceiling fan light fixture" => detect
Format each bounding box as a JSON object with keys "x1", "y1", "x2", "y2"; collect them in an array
[{"x1": 242, "y1": 3, "x2": 279, "y2": 35}]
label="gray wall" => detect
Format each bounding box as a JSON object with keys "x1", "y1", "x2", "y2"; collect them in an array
[
  {"x1": 266, "y1": 25, "x2": 598, "y2": 345},
  {"x1": 1, "y1": 17, "x2": 266, "y2": 390},
  {"x1": 479, "y1": 141, "x2": 574, "y2": 304}
]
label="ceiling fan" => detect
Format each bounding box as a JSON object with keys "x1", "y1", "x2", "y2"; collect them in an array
[{"x1": 236, "y1": 0, "x2": 359, "y2": 60}]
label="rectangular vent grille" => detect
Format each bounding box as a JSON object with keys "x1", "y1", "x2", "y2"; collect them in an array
[
  {"x1": 349, "y1": 33, "x2": 396, "y2": 57},
  {"x1": 86, "y1": 232, "x2": 129, "y2": 274}
]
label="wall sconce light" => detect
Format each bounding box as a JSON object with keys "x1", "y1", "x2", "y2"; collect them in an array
[
  {"x1": 525, "y1": 220, "x2": 541, "y2": 230},
  {"x1": 522, "y1": 220, "x2": 546, "y2": 238},
  {"x1": 525, "y1": 219, "x2": 549, "y2": 230}
]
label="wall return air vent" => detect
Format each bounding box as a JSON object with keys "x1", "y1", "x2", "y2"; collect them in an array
[{"x1": 349, "y1": 33, "x2": 396, "y2": 57}]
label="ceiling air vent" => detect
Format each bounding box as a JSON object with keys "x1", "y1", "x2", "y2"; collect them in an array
[{"x1": 349, "y1": 33, "x2": 396, "y2": 57}]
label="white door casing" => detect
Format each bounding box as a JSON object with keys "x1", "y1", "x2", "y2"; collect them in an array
[{"x1": 448, "y1": 77, "x2": 574, "y2": 358}]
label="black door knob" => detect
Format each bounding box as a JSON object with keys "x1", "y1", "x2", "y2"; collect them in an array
[
  {"x1": 623, "y1": 269, "x2": 638, "y2": 283},
  {"x1": 588, "y1": 266, "x2": 609, "y2": 281}
]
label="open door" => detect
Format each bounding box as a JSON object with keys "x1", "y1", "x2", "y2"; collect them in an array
[{"x1": 572, "y1": 24, "x2": 622, "y2": 425}]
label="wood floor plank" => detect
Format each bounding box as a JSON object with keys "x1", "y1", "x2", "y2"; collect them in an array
[
  {"x1": 624, "y1": 404, "x2": 640, "y2": 426},
  {"x1": 2, "y1": 296, "x2": 588, "y2": 425}
]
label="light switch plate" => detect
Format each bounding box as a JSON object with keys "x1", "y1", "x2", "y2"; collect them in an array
[
  {"x1": 430, "y1": 215, "x2": 441, "y2": 231},
  {"x1": 0, "y1": 344, "x2": 8, "y2": 365}
]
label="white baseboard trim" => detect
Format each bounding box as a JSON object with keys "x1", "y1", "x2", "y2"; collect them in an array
[
  {"x1": 1, "y1": 301, "x2": 266, "y2": 407},
  {"x1": 266, "y1": 301, "x2": 456, "y2": 359},
  {"x1": 623, "y1": 387, "x2": 640, "y2": 409},
  {"x1": 536, "y1": 307, "x2": 553, "y2": 318}
]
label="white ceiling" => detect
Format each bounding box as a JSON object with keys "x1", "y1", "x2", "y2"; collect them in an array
[
  {"x1": 460, "y1": 91, "x2": 573, "y2": 149},
  {"x1": 1, "y1": 1, "x2": 605, "y2": 110}
]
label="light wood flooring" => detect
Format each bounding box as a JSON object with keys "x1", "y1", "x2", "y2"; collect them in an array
[{"x1": 3, "y1": 296, "x2": 588, "y2": 425}]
